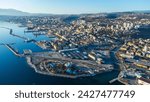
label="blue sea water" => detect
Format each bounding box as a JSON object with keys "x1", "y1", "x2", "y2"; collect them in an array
[{"x1": 0, "y1": 21, "x2": 122, "y2": 85}]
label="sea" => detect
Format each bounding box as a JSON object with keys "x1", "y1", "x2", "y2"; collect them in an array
[{"x1": 0, "y1": 21, "x2": 122, "y2": 85}]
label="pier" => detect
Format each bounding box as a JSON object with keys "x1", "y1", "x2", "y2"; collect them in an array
[
  {"x1": 0, "y1": 27, "x2": 11, "y2": 30},
  {"x1": 109, "y1": 77, "x2": 118, "y2": 84},
  {"x1": 9, "y1": 29, "x2": 36, "y2": 42},
  {"x1": 9, "y1": 28, "x2": 28, "y2": 40},
  {"x1": 1, "y1": 27, "x2": 30, "y2": 40},
  {"x1": 10, "y1": 33, "x2": 28, "y2": 40},
  {"x1": 0, "y1": 27, "x2": 29, "y2": 40},
  {"x1": 0, "y1": 27, "x2": 12, "y2": 34},
  {"x1": 5, "y1": 44, "x2": 24, "y2": 57},
  {"x1": 0, "y1": 43, "x2": 31, "y2": 57}
]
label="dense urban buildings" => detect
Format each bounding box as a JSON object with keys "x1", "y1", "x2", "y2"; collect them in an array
[{"x1": 0, "y1": 11, "x2": 150, "y2": 85}]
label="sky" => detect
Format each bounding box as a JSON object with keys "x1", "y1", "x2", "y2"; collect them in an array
[{"x1": 0, "y1": 0, "x2": 150, "y2": 14}]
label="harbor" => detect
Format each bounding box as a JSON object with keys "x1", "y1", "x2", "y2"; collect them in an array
[{"x1": 0, "y1": 21, "x2": 122, "y2": 85}]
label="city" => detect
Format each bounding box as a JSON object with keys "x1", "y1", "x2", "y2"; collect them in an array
[
  {"x1": 0, "y1": 11, "x2": 150, "y2": 85},
  {"x1": 0, "y1": 0, "x2": 150, "y2": 85}
]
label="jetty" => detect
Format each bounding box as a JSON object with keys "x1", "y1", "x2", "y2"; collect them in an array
[
  {"x1": 109, "y1": 77, "x2": 118, "y2": 84},
  {"x1": 5, "y1": 44, "x2": 24, "y2": 57}
]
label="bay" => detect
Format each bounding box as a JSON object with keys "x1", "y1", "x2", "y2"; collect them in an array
[{"x1": 0, "y1": 21, "x2": 122, "y2": 85}]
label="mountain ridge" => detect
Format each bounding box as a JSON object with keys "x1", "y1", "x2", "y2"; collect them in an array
[
  {"x1": 0, "y1": 8, "x2": 30, "y2": 16},
  {"x1": 0, "y1": 8, "x2": 150, "y2": 16}
]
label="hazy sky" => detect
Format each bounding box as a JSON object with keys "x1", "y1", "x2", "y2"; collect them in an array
[{"x1": 0, "y1": 0, "x2": 150, "y2": 14}]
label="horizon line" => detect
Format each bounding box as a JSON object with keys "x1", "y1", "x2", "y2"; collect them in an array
[{"x1": 0, "y1": 8, "x2": 150, "y2": 15}]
